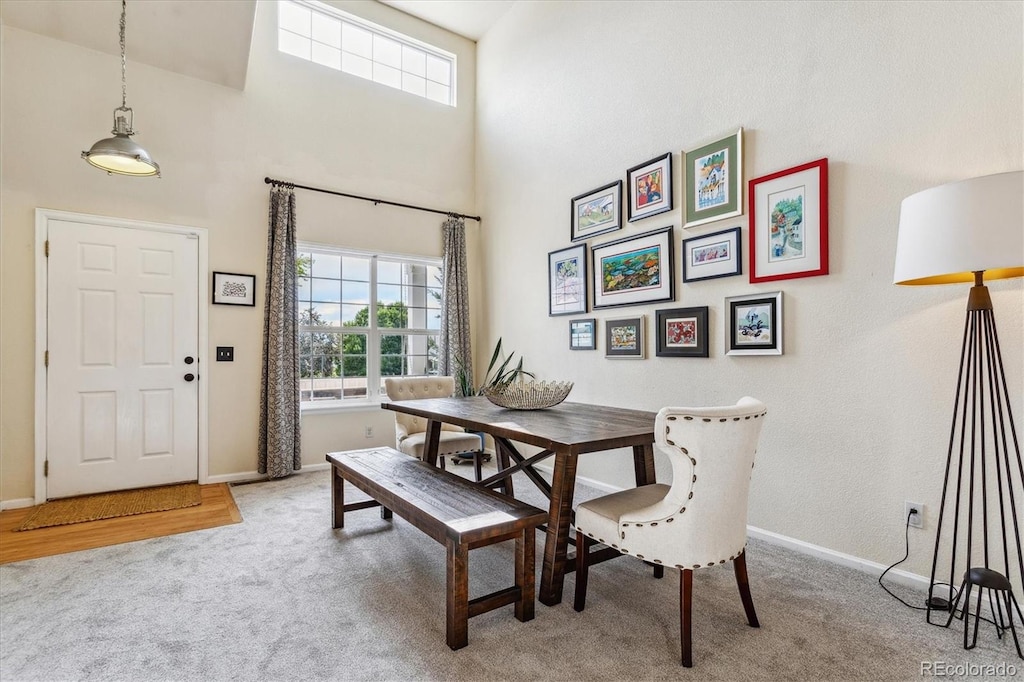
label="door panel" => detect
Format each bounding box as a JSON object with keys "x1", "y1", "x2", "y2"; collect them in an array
[{"x1": 47, "y1": 219, "x2": 199, "y2": 498}]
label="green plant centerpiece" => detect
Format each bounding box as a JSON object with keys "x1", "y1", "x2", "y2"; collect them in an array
[{"x1": 460, "y1": 338, "x2": 573, "y2": 410}]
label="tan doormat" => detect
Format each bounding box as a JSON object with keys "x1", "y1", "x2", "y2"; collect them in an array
[{"x1": 15, "y1": 483, "x2": 202, "y2": 531}]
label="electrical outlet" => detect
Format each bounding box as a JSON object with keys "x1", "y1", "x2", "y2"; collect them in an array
[
  {"x1": 905, "y1": 501, "x2": 924, "y2": 529},
  {"x1": 364, "y1": 426, "x2": 373, "y2": 439}
]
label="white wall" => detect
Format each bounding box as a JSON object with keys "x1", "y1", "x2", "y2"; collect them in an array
[
  {"x1": 0, "y1": 0, "x2": 478, "y2": 499},
  {"x1": 475, "y1": 0, "x2": 1023, "y2": 578}
]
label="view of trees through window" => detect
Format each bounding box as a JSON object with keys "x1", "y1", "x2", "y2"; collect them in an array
[{"x1": 297, "y1": 249, "x2": 441, "y2": 403}]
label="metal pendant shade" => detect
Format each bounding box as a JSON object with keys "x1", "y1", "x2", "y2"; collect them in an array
[{"x1": 81, "y1": 0, "x2": 160, "y2": 177}]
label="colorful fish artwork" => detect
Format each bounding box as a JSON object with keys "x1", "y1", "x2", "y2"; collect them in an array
[{"x1": 601, "y1": 246, "x2": 661, "y2": 294}]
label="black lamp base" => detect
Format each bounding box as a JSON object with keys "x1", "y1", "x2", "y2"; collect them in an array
[{"x1": 946, "y1": 567, "x2": 1023, "y2": 658}]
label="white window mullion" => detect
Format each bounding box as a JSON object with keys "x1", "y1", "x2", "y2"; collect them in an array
[{"x1": 367, "y1": 256, "x2": 380, "y2": 398}]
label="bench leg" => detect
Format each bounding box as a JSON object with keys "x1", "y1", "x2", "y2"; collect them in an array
[
  {"x1": 381, "y1": 505, "x2": 393, "y2": 520},
  {"x1": 515, "y1": 527, "x2": 536, "y2": 622},
  {"x1": 332, "y1": 466, "x2": 345, "y2": 529},
  {"x1": 446, "y1": 538, "x2": 470, "y2": 650}
]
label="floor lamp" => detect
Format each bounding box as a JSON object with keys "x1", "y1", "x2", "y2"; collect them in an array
[{"x1": 894, "y1": 170, "x2": 1023, "y2": 655}]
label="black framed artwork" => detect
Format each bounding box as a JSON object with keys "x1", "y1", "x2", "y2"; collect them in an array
[
  {"x1": 212, "y1": 271, "x2": 256, "y2": 306},
  {"x1": 655, "y1": 306, "x2": 709, "y2": 357}
]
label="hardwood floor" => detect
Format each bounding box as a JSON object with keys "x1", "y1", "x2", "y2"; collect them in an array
[{"x1": 0, "y1": 483, "x2": 242, "y2": 565}]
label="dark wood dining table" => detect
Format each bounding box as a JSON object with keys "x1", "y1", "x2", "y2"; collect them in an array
[{"x1": 382, "y1": 396, "x2": 657, "y2": 606}]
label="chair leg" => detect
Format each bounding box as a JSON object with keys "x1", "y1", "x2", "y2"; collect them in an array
[
  {"x1": 473, "y1": 452, "x2": 483, "y2": 482},
  {"x1": 680, "y1": 568, "x2": 693, "y2": 668},
  {"x1": 573, "y1": 533, "x2": 591, "y2": 612},
  {"x1": 734, "y1": 550, "x2": 760, "y2": 628}
]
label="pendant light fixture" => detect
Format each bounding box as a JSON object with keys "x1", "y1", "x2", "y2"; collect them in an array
[{"x1": 81, "y1": 0, "x2": 160, "y2": 177}]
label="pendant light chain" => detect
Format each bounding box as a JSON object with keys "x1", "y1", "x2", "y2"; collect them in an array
[
  {"x1": 80, "y1": 0, "x2": 160, "y2": 176},
  {"x1": 119, "y1": 0, "x2": 128, "y2": 110}
]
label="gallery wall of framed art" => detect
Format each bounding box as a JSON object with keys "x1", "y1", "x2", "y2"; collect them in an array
[{"x1": 554, "y1": 124, "x2": 828, "y2": 363}]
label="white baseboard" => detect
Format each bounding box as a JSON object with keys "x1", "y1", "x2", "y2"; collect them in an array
[
  {"x1": 205, "y1": 461, "x2": 332, "y2": 486},
  {"x1": 745, "y1": 525, "x2": 929, "y2": 591},
  {"x1": 1, "y1": 497, "x2": 35, "y2": 511}
]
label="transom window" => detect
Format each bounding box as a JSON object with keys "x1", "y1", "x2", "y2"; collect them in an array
[
  {"x1": 298, "y1": 244, "x2": 442, "y2": 407},
  {"x1": 278, "y1": 0, "x2": 456, "y2": 107}
]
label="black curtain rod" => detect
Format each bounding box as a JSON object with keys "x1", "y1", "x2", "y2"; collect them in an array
[{"x1": 264, "y1": 177, "x2": 481, "y2": 222}]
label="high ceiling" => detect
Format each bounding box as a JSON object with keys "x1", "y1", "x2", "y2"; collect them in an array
[
  {"x1": 0, "y1": 1, "x2": 512, "y2": 92},
  {"x1": 381, "y1": 0, "x2": 514, "y2": 41},
  {"x1": 0, "y1": 0, "x2": 257, "y2": 90}
]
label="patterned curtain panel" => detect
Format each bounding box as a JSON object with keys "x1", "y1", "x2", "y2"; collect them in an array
[
  {"x1": 258, "y1": 186, "x2": 301, "y2": 478},
  {"x1": 439, "y1": 215, "x2": 473, "y2": 395}
]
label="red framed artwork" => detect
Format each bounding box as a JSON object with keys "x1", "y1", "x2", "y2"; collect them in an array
[{"x1": 748, "y1": 158, "x2": 828, "y2": 283}]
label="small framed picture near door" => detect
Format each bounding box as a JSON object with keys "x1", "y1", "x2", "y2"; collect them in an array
[
  {"x1": 606, "y1": 315, "x2": 645, "y2": 359},
  {"x1": 548, "y1": 244, "x2": 588, "y2": 316},
  {"x1": 569, "y1": 318, "x2": 597, "y2": 350},
  {"x1": 655, "y1": 306, "x2": 709, "y2": 357},
  {"x1": 725, "y1": 291, "x2": 783, "y2": 356},
  {"x1": 212, "y1": 272, "x2": 256, "y2": 306}
]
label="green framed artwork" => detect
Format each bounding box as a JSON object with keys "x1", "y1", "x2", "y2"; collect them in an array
[{"x1": 683, "y1": 128, "x2": 743, "y2": 229}]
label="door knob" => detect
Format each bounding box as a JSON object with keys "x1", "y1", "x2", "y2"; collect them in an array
[
  {"x1": 184, "y1": 356, "x2": 195, "y2": 365},
  {"x1": 184, "y1": 373, "x2": 196, "y2": 382}
]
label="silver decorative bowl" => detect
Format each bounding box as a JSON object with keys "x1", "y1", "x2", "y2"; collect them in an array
[{"x1": 483, "y1": 381, "x2": 574, "y2": 410}]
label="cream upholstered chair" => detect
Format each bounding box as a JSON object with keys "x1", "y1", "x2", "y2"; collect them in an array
[
  {"x1": 383, "y1": 376, "x2": 486, "y2": 480},
  {"x1": 573, "y1": 397, "x2": 767, "y2": 667}
]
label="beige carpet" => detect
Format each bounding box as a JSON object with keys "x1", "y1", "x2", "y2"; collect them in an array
[{"x1": 14, "y1": 483, "x2": 202, "y2": 531}]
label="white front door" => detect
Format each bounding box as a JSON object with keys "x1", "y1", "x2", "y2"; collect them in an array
[{"x1": 46, "y1": 218, "x2": 200, "y2": 498}]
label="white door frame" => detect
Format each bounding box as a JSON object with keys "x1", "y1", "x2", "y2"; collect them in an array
[{"x1": 34, "y1": 208, "x2": 210, "y2": 504}]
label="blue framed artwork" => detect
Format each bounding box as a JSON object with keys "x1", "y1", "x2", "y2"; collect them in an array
[{"x1": 548, "y1": 243, "x2": 588, "y2": 316}]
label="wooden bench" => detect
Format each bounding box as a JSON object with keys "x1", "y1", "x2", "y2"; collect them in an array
[{"x1": 327, "y1": 447, "x2": 547, "y2": 650}]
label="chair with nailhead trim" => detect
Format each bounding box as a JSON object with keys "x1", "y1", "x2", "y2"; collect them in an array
[
  {"x1": 573, "y1": 397, "x2": 767, "y2": 667},
  {"x1": 383, "y1": 376, "x2": 488, "y2": 481}
]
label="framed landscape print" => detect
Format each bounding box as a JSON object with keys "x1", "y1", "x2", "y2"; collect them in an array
[
  {"x1": 682, "y1": 226, "x2": 742, "y2": 282},
  {"x1": 748, "y1": 158, "x2": 829, "y2": 283},
  {"x1": 569, "y1": 318, "x2": 597, "y2": 350},
  {"x1": 571, "y1": 181, "x2": 622, "y2": 242},
  {"x1": 655, "y1": 306, "x2": 709, "y2": 358},
  {"x1": 725, "y1": 291, "x2": 783, "y2": 356},
  {"x1": 605, "y1": 316, "x2": 645, "y2": 359},
  {"x1": 683, "y1": 128, "x2": 743, "y2": 228},
  {"x1": 212, "y1": 272, "x2": 256, "y2": 306},
  {"x1": 627, "y1": 153, "x2": 673, "y2": 222},
  {"x1": 592, "y1": 226, "x2": 675, "y2": 309},
  {"x1": 548, "y1": 244, "x2": 588, "y2": 316}
]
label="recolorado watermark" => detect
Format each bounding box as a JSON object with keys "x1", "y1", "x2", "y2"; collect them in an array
[{"x1": 921, "y1": 661, "x2": 1019, "y2": 677}]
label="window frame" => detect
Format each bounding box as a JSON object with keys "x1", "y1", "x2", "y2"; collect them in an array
[
  {"x1": 297, "y1": 241, "x2": 443, "y2": 413},
  {"x1": 277, "y1": 0, "x2": 458, "y2": 107}
]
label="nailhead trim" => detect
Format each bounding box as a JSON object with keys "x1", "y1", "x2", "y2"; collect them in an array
[
  {"x1": 666, "y1": 517, "x2": 674, "y2": 523},
  {"x1": 637, "y1": 554, "x2": 645, "y2": 559},
  {"x1": 651, "y1": 522, "x2": 658, "y2": 527},
  {"x1": 654, "y1": 559, "x2": 662, "y2": 564},
  {"x1": 668, "y1": 416, "x2": 677, "y2": 421}
]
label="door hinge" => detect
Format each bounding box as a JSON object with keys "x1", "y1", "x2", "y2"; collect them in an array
[
  {"x1": 44, "y1": 350, "x2": 49, "y2": 367},
  {"x1": 44, "y1": 460, "x2": 49, "y2": 477},
  {"x1": 44, "y1": 240, "x2": 49, "y2": 257}
]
